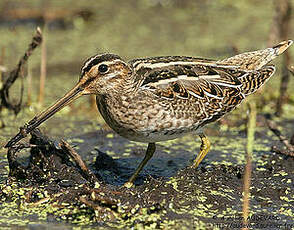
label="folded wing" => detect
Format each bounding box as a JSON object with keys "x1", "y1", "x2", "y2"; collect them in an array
[{"x1": 134, "y1": 59, "x2": 275, "y2": 124}]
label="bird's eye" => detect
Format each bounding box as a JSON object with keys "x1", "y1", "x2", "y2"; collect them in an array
[{"x1": 98, "y1": 64, "x2": 108, "y2": 73}]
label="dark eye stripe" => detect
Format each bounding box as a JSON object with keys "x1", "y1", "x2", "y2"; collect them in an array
[
  {"x1": 80, "y1": 53, "x2": 121, "y2": 78},
  {"x1": 81, "y1": 58, "x2": 100, "y2": 77}
]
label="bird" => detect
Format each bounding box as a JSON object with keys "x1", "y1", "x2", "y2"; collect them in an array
[{"x1": 5, "y1": 40, "x2": 293, "y2": 187}]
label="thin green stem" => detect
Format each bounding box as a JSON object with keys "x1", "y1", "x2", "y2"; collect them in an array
[{"x1": 242, "y1": 101, "x2": 256, "y2": 229}]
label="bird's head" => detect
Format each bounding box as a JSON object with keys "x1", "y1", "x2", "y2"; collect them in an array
[
  {"x1": 5, "y1": 53, "x2": 133, "y2": 148},
  {"x1": 79, "y1": 53, "x2": 133, "y2": 95}
]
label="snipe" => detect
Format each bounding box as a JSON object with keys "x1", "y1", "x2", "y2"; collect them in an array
[{"x1": 5, "y1": 40, "x2": 293, "y2": 187}]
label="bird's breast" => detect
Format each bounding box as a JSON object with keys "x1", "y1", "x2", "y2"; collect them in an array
[{"x1": 95, "y1": 93, "x2": 200, "y2": 143}]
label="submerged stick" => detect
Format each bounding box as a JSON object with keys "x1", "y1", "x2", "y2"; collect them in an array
[
  {"x1": 242, "y1": 101, "x2": 256, "y2": 229},
  {"x1": 0, "y1": 27, "x2": 42, "y2": 114}
]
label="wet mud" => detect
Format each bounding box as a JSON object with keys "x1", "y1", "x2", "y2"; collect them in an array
[{"x1": 1, "y1": 115, "x2": 294, "y2": 229}]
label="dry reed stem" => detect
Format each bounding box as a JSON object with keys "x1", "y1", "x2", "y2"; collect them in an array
[
  {"x1": 274, "y1": 0, "x2": 292, "y2": 116},
  {"x1": 242, "y1": 101, "x2": 256, "y2": 229},
  {"x1": 0, "y1": 47, "x2": 5, "y2": 85},
  {"x1": 38, "y1": 23, "x2": 47, "y2": 106}
]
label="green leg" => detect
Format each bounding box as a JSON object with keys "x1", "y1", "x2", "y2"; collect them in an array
[
  {"x1": 124, "y1": 142, "x2": 156, "y2": 188},
  {"x1": 192, "y1": 133, "x2": 211, "y2": 168}
]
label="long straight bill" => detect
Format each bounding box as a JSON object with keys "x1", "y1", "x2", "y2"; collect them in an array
[{"x1": 5, "y1": 83, "x2": 85, "y2": 148}]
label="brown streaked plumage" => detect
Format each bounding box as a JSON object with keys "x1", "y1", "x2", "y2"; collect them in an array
[{"x1": 5, "y1": 40, "x2": 293, "y2": 187}]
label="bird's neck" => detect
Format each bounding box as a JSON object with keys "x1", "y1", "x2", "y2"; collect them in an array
[{"x1": 107, "y1": 72, "x2": 140, "y2": 97}]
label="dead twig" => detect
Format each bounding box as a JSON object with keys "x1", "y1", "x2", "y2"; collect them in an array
[
  {"x1": 265, "y1": 116, "x2": 294, "y2": 152},
  {"x1": 0, "y1": 27, "x2": 42, "y2": 114},
  {"x1": 90, "y1": 188, "x2": 118, "y2": 206},
  {"x1": 59, "y1": 139, "x2": 100, "y2": 184},
  {"x1": 79, "y1": 196, "x2": 117, "y2": 220},
  {"x1": 271, "y1": 146, "x2": 294, "y2": 157},
  {"x1": 79, "y1": 196, "x2": 104, "y2": 211},
  {"x1": 7, "y1": 129, "x2": 102, "y2": 186},
  {"x1": 28, "y1": 197, "x2": 50, "y2": 207},
  {"x1": 264, "y1": 114, "x2": 294, "y2": 158}
]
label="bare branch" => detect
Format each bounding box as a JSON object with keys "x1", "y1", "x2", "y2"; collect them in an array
[{"x1": 0, "y1": 27, "x2": 42, "y2": 114}]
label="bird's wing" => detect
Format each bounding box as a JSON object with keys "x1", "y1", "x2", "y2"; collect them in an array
[
  {"x1": 130, "y1": 56, "x2": 245, "y2": 100},
  {"x1": 131, "y1": 56, "x2": 275, "y2": 105},
  {"x1": 144, "y1": 65, "x2": 245, "y2": 100},
  {"x1": 130, "y1": 56, "x2": 275, "y2": 126}
]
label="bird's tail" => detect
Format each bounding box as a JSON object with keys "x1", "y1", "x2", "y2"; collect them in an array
[
  {"x1": 218, "y1": 40, "x2": 293, "y2": 70},
  {"x1": 238, "y1": 65, "x2": 276, "y2": 96}
]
